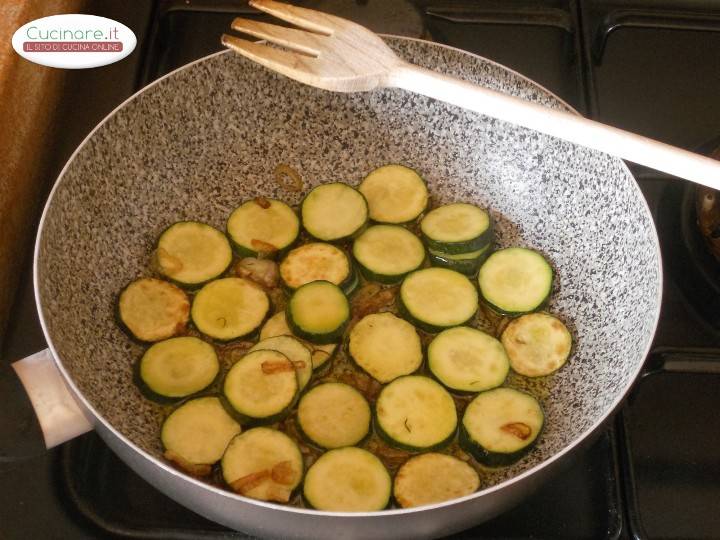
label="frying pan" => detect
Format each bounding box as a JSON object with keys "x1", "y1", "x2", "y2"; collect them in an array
[{"x1": 13, "y1": 37, "x2": 661, "y2": 539}]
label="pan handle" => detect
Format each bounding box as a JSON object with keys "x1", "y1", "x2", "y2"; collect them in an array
[{"x1": 11, "y1": 349, "x2": 93, "y2": 448}]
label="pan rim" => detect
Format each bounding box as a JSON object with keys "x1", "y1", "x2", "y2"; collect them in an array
[{"x1": 33, "y1": 35, "x2": 663, "y2": 518}]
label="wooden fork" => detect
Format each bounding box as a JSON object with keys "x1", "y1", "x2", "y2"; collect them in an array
[{"x1": 222, "y1": 0, "x2": 720, "y2": 188}]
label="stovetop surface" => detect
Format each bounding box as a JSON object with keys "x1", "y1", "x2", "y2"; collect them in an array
[{"x1": 2, "y1": 1, "x2": 720, "y2": 539}]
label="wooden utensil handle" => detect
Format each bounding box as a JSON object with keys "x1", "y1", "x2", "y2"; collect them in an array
[{"x1": 389, "y1": 63, "x2": 720, "y2": 188}]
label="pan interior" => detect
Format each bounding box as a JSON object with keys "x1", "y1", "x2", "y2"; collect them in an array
[{"x1": 36, "y1": 39, "x2": 660, "y2": 494}]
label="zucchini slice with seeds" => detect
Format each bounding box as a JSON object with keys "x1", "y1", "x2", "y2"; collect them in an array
[
  {"x1": 155, "y1": 221, "x2": 232, "y2": 286},
  {"x1": 161, "y1": 396, "x2": 241, "y2": 476},
  {"x1": 427, "y1": 244, "x2": 492, "y2": 276},
  {"x1": 227, "y1": 198, "x2": 299, "y2": 257},
  {"x1": 420, "y1": 203, "x2": 492, "y2": 254},
  {"x1": 222, "y1": 427, "x2": 303, "y2": 503},
  {"x1": 399, "y1": 268, "x2": 478, "y2": 333},
  {"x1": 191, "y1": 278, "x2": 269, "y2": 341},
  {"x1": 478, "y1": 247, "x2": 553, "y2": 316},
  {"x1": 287, "y1": 281, "x2": 349, "y2": 344},
  {"x1": 375, "y1": 375, "x2": 457, "y2": 452},
  {"x1": 358, "y1": 164, "x2": 428, "y2": 224},
  {"x1": 260, "y1": 311, "x2": 338, "y2": 370},
  {"x1": 301, "y1": 183, "x2": 368, "y2": 242},
  {"x1": 352, "y1": 225, "x2": 425, "y2": 284},
  {"x1": 501, "y1": 312, "x2": 572, "y2": 377},
  {"x1": 222, "y1": 349, "x2": 298, "y2": 424},
  {"x1": 280, "y1": 242, "x2": 357, "y2": 294},
  {"x1": 118, "y1": 277, "x2": 190, "y2": 342},
  {"x1": 460, "y1": 387, "x2": 544, "y2": 467},
  {"x1": 249, "y1": 335, "x2": 313, "y2": 391},
  {"x1": 394, "y1": 453, "x2": 479, "y2": 508},
  {"x1": 348, "y1": 312, "x2": 422, "y2": 383},
  {"x1": 297, "y1": 382, "x2": 371, "y2": 449},
  {"x1": 303, "y1": 447, "x2": 391, "y2": 511},
  {"x1": 137, "y1": 336, "x2": 219, "y2": 402},
  {"x1": 428, "y1": 327, "x2": 509, "y2": 393}
]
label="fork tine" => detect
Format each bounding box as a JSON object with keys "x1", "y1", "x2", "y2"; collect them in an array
[
  {"x1": 230, "y1": 17, "x2": 321, "y2": 57},
  {"x1": 248, "y1": 0, "x2": 334, "y2": 36},
  {"x1": 221, "y1": 34, "x2": 306, "y2": 75}
]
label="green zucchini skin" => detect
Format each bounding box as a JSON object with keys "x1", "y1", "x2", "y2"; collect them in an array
[
  {"x1": 422, "y1": 229, "x2": 492, "y2": 255},
  {"x1": 373, "y1": 413, "x2": 456, "y2": 453},
  {"x1": 286, "y1": 281, "x2": 350, "y2": 344},
  {"x1": 458, "y1": 421, "x2": 543, "y2": 467},
  {"x1": 459, "y1": 388, "x2": 545, "y2": 467},
  {"x1": 427, "y1": 244, "x2": 492, "y2": 276},
  {"x1": 420, "y1": 204, "x2": 493, "y2": 254},
  {"x1": 352, "y1": 225, "x2": 427, "y2": 284},
  {"x1": 341, "y1": 264, "x2": 360, "y2": 296},
  {"x1": 221, "y1": 350, "x2": 298, "y2": 425},
  {"x1": 397, "y1": 292, "x2": 476, "y2": 334},
  {"x1": 286, "y1": 311, "x2": 347, "y2": 345},
  {"x1": 132, "y1": 353, "x2": 220, "y2": 405},
  {"x1": 478, "y1": 249, "x2": 555, "y2": 317},
  {"x1": 133, "y1": 360, "x2": 181, "y2": 404},
  {"x1": 374, "y1": 376, "x2": 458, "y2": 452}
]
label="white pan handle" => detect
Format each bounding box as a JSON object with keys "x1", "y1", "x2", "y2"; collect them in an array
[{"x1": 12, "y1": 349, "x2": 93, "y2": 448}]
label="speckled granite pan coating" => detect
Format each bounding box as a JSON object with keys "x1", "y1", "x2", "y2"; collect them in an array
[{"x1": 36, "y1": 39, "x2": 660, "y2": 488}]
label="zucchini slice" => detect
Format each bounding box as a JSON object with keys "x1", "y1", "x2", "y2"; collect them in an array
[
  {"x1": 460, "y1": 387, "x2": 544, "y2": 467},
  {"x1": 156, "y1": 221, "x2": 233, "y2": 286},
  {"x1": 477, "y1": 247, "x2": 553, "y2": 316},
  {"x1": 118, "y1": 278, "x2": 190, "y2": 342},
  {"x1": 222, "y1": 427, "x2": 303, "y2": 503},
  {"x1": 428, "y1": 327, "x2": 509, "y2": 393},
  {"x1": 161, "y1": 396, "x2": 241, "y2": 476},
  {"x1": 358, "y1": 164, "x2": 428, "y2": 224},
  {"x1": 191, "y1": 278, "x2": 269, "y2": 341},
  {"x1": 260, "y1": 311, "x2": 338, "y2": 370},
  {"x1": 301, "y1": 183, "x2": 368, "y2": 242},
  {"x1": 501, "y1": 312, "x2": 572, "y2": 377},
  {"x1": 399, "y1": 268, "x2": 478, "y2": 333},
  {"x1": 352, "y1": 225, "x2": 425, "y2": 284},
  {"x1": 303, "y1": 447, "x2": 391, "y2": 511},
  {"x1": 428, "y1": 244, "x2": 492, "y2": 276},
  {"x1": 226, "y1": 198, "x2": 299, "y2": 256},
  {"x1": 420, "y1": 203, "x2": 492, "y2": 254},
  {"x1": 375, "y1": 375, "x2": 457, "y2": 452},
  {"x1": 249, "y1": 335, "x2": 313, "y2": 391},
  {"x1": 297, "y1": 382, "x2": 371, "y2": 449},
  {"x1": 348, "y1": 312, "x2": 422, "y2": 383},
  {"x1": 280, "y1": 242, "x2": 356, "y2": 294},
  {"x1": 138, "y1": 336, "x2": 219, "y2": 401},
  {"x1": 222, "y1": 349, "x2": 298, "y2": 423},
  {"x1": 393, "y1": 453, "x2": 480, "y2": 508},
  {"x1": 287, "y1": 281, "x2": 349, "y2": 344}
]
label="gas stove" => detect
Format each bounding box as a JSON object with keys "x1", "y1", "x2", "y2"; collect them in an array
[{"x1": 2, "y1": 1, "x2": 720, "y2": 539}]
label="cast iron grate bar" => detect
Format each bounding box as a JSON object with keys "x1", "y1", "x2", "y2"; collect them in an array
[
  {"x1": 618, "y1": 347, "x2": 720, "y2": 540},
  {"x1": 424, "y1": 6, "x2": 574, "y2": 33},
  {"x1": 592, "y1": 9, "x2": 720, "y2": 65}
]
